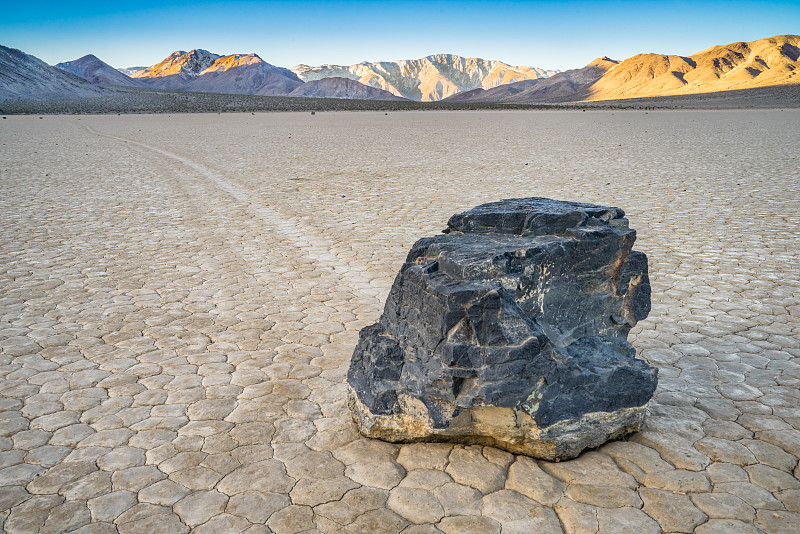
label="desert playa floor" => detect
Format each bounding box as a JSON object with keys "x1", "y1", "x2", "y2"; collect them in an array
[{"x1": 1, "y1": 110, "x2": 799, "y2": 534}]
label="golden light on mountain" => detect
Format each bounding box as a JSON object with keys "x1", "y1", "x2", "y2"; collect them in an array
[
  {"x1": 131, "y1": 49, "x2": 220, "y2": 79},
  {"x1": 586, "y1": 34, "x2": 799, "y2": 101}
]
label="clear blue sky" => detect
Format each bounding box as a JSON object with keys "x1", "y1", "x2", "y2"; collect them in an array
[{"x1": 2, "y1": 1, "x2": 798, "y2": 70}]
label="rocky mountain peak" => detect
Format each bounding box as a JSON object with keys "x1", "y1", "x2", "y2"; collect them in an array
[{"x1": 132, "y1": 49, "x2": 220, "y2": 79}]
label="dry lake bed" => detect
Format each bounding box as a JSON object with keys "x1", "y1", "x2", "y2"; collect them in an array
[{"x1": 1, "y1": 110, "x2": 799, "y2": 533}]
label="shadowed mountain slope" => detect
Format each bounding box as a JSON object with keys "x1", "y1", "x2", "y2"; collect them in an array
[
  {"x1": 132, "y1": 50, "x2": 302, "y2": 95},
  {"x1": 288, "y1": 77, "x2": 406, "y2": 100},
  {"x1": 1, "y1": 45, "x2": 109, "y2": 102},
  {"x1": 444, "y1": 57, "x2": 618, "y2": 103},
  {"x1": 56, "y1": 54, "x2": 142, "y2": 87},
  {"x1": 187, "y1": 54, "x2": 302, "y2": 96}
]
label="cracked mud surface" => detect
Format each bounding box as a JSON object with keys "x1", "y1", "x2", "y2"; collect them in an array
[{"x1": 1, "y1": 110, "x2": 799, "y2": 533}]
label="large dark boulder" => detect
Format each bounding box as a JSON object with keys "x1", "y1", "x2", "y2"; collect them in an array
[{"x1": 347, "y1": 197, "x2": 657, "y2": 460}]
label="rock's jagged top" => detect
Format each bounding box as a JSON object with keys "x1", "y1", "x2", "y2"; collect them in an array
[
  {"x1": 348, "y1": 197, "x2": 657, "y2": 460},
  {"x1": 445, "y1": 197, "x2": 627, "y2": 237}
]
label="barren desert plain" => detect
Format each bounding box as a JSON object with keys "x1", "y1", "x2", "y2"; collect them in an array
[{"x1": 2, "y1": 109, "x2": 800, "y2": 533}]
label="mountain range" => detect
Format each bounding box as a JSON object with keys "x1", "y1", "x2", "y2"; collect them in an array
[
  {"x1": 126, "y1": 50, "x2": 556, "y2": 101},
  {"x1": 446, "y1": 35, "x2": 800, "y2": 103},
  {"x1": 126, "y1": 50, "x2": 406, "y2": 100},
  {"x1": 445, "y1": 56, "x2": 620, "y2": 103},
  {"x1": 2, "y1": 34, "x2": 799, "y2": 104},
  {"x1": 292, "y1": 56, "x2": 558, "y2": 101}
]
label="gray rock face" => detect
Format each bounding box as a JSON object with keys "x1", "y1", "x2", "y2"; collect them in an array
[{"x1": 347, "y1": 197, "x2": 657, "y2": 460}]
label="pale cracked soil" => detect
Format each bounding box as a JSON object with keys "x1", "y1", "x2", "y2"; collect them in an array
[{"x1": 1, "y1": 110, "x2": 799, "y2": 534}]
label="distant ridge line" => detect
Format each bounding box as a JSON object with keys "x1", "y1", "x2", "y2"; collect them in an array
[{"x1": 2, "y1": 34, "x2": 799, "y2": 105}]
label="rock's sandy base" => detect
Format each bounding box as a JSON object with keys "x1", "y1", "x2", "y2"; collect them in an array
[
  {"x1": 1, "y1": 110, "x2": 799, "y2": 534},
  {"x1": 349, "y1": 387, "x2": 647, "y2": 461}
]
